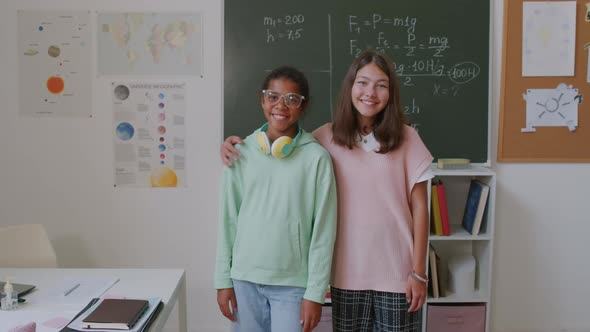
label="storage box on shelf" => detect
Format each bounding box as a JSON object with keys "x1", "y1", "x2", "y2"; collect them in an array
[{"x1": 422, "y1": 165, "x2": 495, "y2": 332}]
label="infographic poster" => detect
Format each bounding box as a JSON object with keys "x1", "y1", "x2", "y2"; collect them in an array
[
  {"x1": 18, "y1": 10, "x2": 92, "y2": 117},
  {"x1": 112, "y1": 81, "x2": 187, "y2": 188}
]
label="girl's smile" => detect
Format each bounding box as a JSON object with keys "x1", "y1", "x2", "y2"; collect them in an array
[{"x1": 352, "y1": 62, "x2": 390, "y2": 126}]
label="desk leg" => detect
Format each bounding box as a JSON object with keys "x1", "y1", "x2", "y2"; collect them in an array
[{"x1": 178, "y1": 273, "x2": 188, "y2": 332}]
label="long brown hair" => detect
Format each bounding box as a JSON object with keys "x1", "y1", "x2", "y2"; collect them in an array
[{"x1": 332, "y1": 50, "x2": 407, "y2": 153}]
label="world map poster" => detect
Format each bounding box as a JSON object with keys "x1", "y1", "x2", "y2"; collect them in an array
[{"x1": 98, "y1": 12, "x2": 203, "y2": 76}]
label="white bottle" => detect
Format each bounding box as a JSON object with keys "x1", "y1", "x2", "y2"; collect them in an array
[{"x1": 1, "y1": 278, "x2": 18, "y2": 310}]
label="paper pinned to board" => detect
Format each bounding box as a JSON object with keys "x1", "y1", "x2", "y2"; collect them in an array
[
  {"x1": 522, "y1": 83, "x2": 582, "y2": 132},
  {"x1": 522, "y1": 1, "x2": 577, "y2": 76}
]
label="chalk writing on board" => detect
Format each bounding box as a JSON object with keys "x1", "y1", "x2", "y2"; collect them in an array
[
  {"x1": 447, "y1": 62, "x2": 480, "y2": 84},
  {"x1": 264, "y1": 15, "x2": 306, "y2": 43},
  {"x1": 404, "y1": 98, "x2": 421, "y2": 115},
  {"x1": 343, "y1": 13, "x2": 481, "y2": 99},
  {"x1": 263, "y1": 12, "x2": 481, "y2": 128}
]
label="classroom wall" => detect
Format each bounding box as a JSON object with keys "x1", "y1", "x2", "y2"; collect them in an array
[{"x1": 0, "y1": 0, "x2": 588, "y2": 331}]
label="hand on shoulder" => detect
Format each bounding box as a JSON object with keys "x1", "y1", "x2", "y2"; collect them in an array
[{"x1": 221, "y1": 136, "x2": 243, "y2": 167}]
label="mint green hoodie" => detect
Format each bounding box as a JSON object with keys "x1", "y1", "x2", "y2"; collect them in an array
[{"x1": 214, "y1": 126, "x2": 337, "y2": 303}]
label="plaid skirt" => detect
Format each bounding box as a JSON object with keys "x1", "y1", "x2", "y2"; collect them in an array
[{"x1": 331, "y1": 287, "x2": 421, "y2": 332}]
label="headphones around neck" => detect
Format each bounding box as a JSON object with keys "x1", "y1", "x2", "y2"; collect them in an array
[{"x1": 256, "y1": 123, "x2": 302, "y2": 159}]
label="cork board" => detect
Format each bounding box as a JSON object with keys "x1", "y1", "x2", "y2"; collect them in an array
[{"x1": 498, "y1": 0, "x2": 590, "y2": 162}]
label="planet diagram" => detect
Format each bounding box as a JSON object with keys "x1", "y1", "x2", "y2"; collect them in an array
[
  {"x1": 46, "y1": 76, "x2": 65, "y2": 94},
  {"x1": 115, "y1": 122, "x2": 135, "y2": 141},
  {"x1": 150, "y1": 166, "x2": 178, "y2": 187},
  {"x1": 48, "y1": 45, "x2": 60, "y2": 57},
  {"x1": 114, "y1": 85, "x2": 130, "y2": 101}
]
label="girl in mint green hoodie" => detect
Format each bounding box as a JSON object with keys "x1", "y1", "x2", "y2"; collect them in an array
[{"x1": 214, "y1": 66, "x2": 337, "y2": 332}]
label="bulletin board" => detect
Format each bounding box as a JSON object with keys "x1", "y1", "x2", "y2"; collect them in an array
[{"x1": 498, "y1": 0, "x2": 590, "y2": 162}]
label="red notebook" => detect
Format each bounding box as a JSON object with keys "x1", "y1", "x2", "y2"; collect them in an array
[{"x1": 436, "y1": 180, "x2": 451, "y2": 236}]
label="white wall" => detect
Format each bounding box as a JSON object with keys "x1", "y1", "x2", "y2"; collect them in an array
[
  {"x1": 0, "y1": 0, "x2": 588, "y2": 331},
  {"x1": 489, "y1": 2, "x2": 590, "y2": 332},
  {"x1": 0, "y1": 0, "x2": 226, "y2": 331}
]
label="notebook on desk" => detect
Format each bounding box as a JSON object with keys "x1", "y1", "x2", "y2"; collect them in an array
[
  {"x1": 0, "y1": 282, "x2": 35, "y2": 297},
  {"x1": 82, "y1": 299, "x2": 149, "y2": 329},
  {"x1": 61, "y1": 298, "x2": 163, "y2": 332}
]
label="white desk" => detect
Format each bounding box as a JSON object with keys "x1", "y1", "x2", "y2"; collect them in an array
[{"x1": 0, "y1": 268, "x2": 187, "y2": 332}]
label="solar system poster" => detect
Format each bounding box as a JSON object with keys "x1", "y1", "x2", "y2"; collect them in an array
[
  {"x1": 18, "y1": 10, "x2": 91, "y2": 117},
  {"x1": 112, "y1": 82, "x2": 186, "y2": 188}
]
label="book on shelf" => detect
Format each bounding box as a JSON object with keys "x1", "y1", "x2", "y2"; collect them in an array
[
  {"x1": 82, "y1": 298, "x2": 149, "y2": 330},
  {"x1": 436, "y1": 179, "x2": 451, "y2": 236},
  {"x1": 462, "y1": 179, "x2": 490, "y2": 235},
  {"x1": 430, "y1": 183, "x2": 443, "y2": 236},
  {"x1": 437, "y1": 255, "x2": 447, "y2": 297},
  {"x1": 428, "y1": 245, "x2": 439, "y2": 298}
]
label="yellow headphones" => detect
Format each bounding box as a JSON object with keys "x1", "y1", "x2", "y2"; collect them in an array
[{"x1": 256, "y1": 123, "x2": 302, "y2": 159}]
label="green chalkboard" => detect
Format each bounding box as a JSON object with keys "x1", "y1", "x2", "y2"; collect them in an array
[{"x1": 224, "y1": 0, "x2": 490, "y2": 162}]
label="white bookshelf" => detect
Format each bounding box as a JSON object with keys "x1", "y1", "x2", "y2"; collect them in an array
[{"x1": 422, "y1": 165, "x2": 496, "y2": 332}]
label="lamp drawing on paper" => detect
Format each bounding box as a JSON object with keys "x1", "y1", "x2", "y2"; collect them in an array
[{"x1": 522, "y1": 83, "x2": 582, "y2": 132}]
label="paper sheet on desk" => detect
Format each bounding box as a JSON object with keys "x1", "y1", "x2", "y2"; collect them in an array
[
  {"x1": 0, "y1": 310, "x2": 78, "y2": 332},
  {"x1": 66, "y1": 297, "x2": 161, "y2": 332},
  {"x1": 30, "y1": 277, "x2": 119, "y2": 306}
]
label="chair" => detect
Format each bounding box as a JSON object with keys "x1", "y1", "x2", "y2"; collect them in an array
[{"x1": 0, "y1": 224, "x2": 58, "y2": 268}]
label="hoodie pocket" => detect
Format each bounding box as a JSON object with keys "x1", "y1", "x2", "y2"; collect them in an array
[{"x1": 236, "y1": 218, "x2": 302, "y2": 274}]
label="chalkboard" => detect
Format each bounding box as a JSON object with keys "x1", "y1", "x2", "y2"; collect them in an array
[{"x1": 224, "y1": 0, "x2": 490, "y2": 162}]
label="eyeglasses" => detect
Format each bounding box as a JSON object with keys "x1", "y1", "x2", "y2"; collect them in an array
[{"x1": 262, "y1": 90, "x2": 305, "y2": 109}]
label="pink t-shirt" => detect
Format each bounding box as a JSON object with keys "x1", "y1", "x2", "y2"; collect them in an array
[{"x1": 313, "y1": 123, "x2": 433, "y2": 292}]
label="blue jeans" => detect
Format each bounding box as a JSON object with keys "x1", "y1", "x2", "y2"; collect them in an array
[{"x1": 232, "y1": 279, "x2": 305, "y2": 332}]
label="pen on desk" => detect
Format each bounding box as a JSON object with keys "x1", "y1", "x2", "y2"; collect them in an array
[{"x1": 63, "y1": 283, "x2": 80, "y2": 296}]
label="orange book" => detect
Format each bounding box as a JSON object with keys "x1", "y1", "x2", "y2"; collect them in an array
[
  {"x1": 431, "y1": 183, "x2": 443, "y2": 236},
  {"x1": 436, "y1": 180, "x2": 451, "y2": 236}
]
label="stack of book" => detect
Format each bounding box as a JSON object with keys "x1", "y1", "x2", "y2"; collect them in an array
[
  {"x1": 431, "y1": 178, "x2": 490, "y2": 236},
  {"x1": 62, "y1": 297, "x2": 162, "y2": 331}
]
